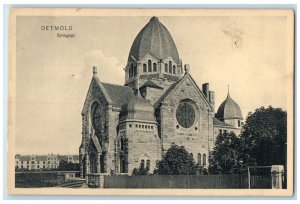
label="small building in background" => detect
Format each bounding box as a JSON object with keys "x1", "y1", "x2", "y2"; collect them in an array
[{"x1": 15, "y1": 154, "x2": 79, "y2": 171}]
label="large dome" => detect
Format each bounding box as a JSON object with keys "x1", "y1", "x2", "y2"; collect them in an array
[
  {"x1": 216, "y1": 93, "x2": 243, "y2": 120},
  {"x1": 128, "y1": 16, "x2": 180, "y2": 64}
]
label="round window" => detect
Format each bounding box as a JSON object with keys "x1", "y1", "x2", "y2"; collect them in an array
[{"x1": 176, "y1": 101, "x2": 195, "y2": 128}]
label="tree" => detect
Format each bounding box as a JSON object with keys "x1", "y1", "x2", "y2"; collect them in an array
[
  {"x1": 209, "y1": 132, "x2": 244, "y2": 174},
  {"x1": 58, "y1": 160, "x2": 80, "y2": 171},
  {"x1": 239, "y1": 106, "x2": 287, "y2": 168},
  {"x1": 155, "y1": 144, "x2": 197, "y2": 175},
  {"x1": 132, "y1": 162, "x2": 150, "y2": 175}
]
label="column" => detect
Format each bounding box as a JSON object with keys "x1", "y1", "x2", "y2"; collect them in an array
[
  {"x1": 97, "y1": 153, "x2": 101, "y2": 173},
  {"x1": 271, "y1": 165, "x2": 284, "y2": 189}
]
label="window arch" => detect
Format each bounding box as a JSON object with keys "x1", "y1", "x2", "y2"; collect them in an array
[
  {"x1": 148, "y1": 60, "x2": 152, "y2": 72},
  {"x1": 153, "y1": 63, "x2": 157, "y2": 72},
  {"x1": 198, "y1": 153, "x2": 201, "y2": 165},
  {"x1": 143, "y1": 64, "x2": 147, "y2": 72},
  {"x1": 141, "y1": 159, "x2": 145, "y2": 168},
  {"x1": 133, "y1": 65, "x2": 137, "y2": 76},
  {"x1": 203, "y1": 154, "x2": 207, "y2": 166},
  {"x1": 129, "y1": 66, "x2": 132, "y2": 78},
  {"x1": 169, "y1": 61, "x2": 172, "y2": 73},
  {"x1": 146, "y1": 159, "x2": 150, "y2": 170},
  {"x1": 165, "y1": 63, "x2": 168, "y2": 73},
  {"x1": 173, "y1": 65, "x2": 176, "y2": 74}
]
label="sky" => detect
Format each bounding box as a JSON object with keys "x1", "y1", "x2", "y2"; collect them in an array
[{"x1": 14, "y1": 14, "x2": 292, "y2": 155}]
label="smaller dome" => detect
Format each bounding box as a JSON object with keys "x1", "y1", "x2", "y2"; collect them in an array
[
  {"x1": 124, "y1": 91, "x2": 156, "y2": 122},
  {"x1": 216, "y1": 92, "x2": 243, "y2": 120}
]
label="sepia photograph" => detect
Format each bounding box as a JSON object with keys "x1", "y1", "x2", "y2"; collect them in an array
[{"x1": 7, "y1": 8, "x2": 294, "y2": 196}]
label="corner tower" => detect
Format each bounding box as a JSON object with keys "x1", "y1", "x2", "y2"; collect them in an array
[
  {"x1": 216, "y1": 90, "x2": 243, "y2": 129},
  {"x1": 125, "y1": 17, "x2": 182, "y2": 93}
]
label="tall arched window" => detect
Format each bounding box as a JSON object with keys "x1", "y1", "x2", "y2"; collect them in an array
[
  {"x1": 146, "y1": 159, "x2": 150, "y2": 170},
  {"x1": 129, "y1": 66, "x2": 132, "y2": 77},
  {"x1": 133, "y1": 65, "x2": 137, "y2": 76},
  {"x1": 153, "y1": 63, "x2": 157, "y2": 72},
  {"x1": 173, "y1": 65, "x2": 176, "y2": 74},
  {"x1": 190, "y1": 153, "x2": 193, "y2": 160},
  {"x1": 148, "y1": 60, "x2": 152, "y2": 72},
  {"x1": 165, "y1": 63, "x2": 168, "y2": 72},
  {"x1": 198, "y1": 153, "x2": 201, "y2": 165},
  {"x1": 141, "y1": 159, "x2": 145, "y2": 169},
  {"x1": 203, "y1": 154, "x2": 207, "y2": 166},
  {"x1": 143, "y1": 64, "x2": 147, "y2": 72},
  {"x1": 169, "y1": 61, "x2": 172, "y2": 73}
]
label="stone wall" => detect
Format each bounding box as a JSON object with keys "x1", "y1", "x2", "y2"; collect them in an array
[
  {"x1": 80, "y1": 77, "x2": 115, "y2": 177},
  {"x1": 117, "y1": 121, "x2": 161, "y2": 174},
  {"x1": 158, "y1": 75, "x2": 214, "y2": 166}
]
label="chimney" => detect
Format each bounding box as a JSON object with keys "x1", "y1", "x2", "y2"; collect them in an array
[
  {"x1": 184, "y1": 64, "x2": 190, "y2": 74},
  {"x1": 202, "y1": 83, "x2": 209, "y2": 98},
  {"x1": 209, "y1": 91, "x2": 215, "y2": 112},
  {"x1": 93, "y1": 66, "x2": 97, "y2": 76}
]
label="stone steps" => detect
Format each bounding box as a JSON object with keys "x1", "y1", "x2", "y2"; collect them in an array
[{"x1": 58, "y1": 179, "x2": 86, "y2": 188}]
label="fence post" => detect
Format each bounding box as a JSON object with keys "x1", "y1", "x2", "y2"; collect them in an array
[
  {"x1": 247, "y1": 167, "x2": 251, "y2": 189},
  {"x1": 271, "y1": 165, "x2": 284, "y2": 189}
]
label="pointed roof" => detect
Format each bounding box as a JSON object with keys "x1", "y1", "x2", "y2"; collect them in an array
[
  {"x1": 140, "y1": 80, "x2": 163, "y2": 90},
  {"x1": 82, "y1": 75, "x2": 135, "y2": 114},
  {"x1": 154, "y1": 73, "x2": 212, "y2": 110},
  {"x1": 216, "y1": 92, "x2": 243, "y2": 120},
  {"x1": 102, "y1": 83, "x2": 134, "y2": 108},
  {"x1": 128, "y1": 16, "x2": 180, "y2": 64}
]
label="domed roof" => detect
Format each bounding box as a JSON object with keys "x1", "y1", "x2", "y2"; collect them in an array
[
  {"x1": 124, "y1": 91, "x2": 156, "y2": 122},
  {"x1": 128, "y1": 16, "x2": 180, "y2": 64},
  {"x1": 216, "y1": 92, "x2": 243, "y2": 120}
]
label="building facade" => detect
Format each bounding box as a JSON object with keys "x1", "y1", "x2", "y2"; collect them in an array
[
  {"x1": 79, "y1": 17, "x2": 243, "y2": 177},
  {"x1": 15, "y1": 154, "x2": 79, "y2": 170}
]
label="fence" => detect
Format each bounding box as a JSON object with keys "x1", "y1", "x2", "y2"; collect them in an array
[
  {"x1": 104, "y1": 175, "x2": 272, "y2": 189},
  {"x1": 15, "y1": 171, "x2": 79, "y2": 188}
]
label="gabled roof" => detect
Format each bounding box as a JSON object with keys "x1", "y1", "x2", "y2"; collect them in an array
[
  {"x1": 140, "y1": 80, "x2": 163, "y2": 90},
  {"x1": 154, "y1": 77, "x2": 182, "y2": 108},
  {"x1": 102, "y1": 83, "x2": 134, "y2": 108},
  {"x1": 213, "y1": 117, "x2": 234, "y2": 127},
  {"x1": 154, "y1": 73, "x2": 212, "y2": 110},
  {"x1": 82, "y1": 76, "x2": 135, "y2": 114}
]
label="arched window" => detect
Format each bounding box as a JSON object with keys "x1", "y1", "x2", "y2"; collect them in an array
[
  {"x1": 133, "y1": 65, "x2": 137, "y2": 76},
  {"x1": 148, "y1": 60, "x2": 152, "y2": 72},
  {"x1": 143, "y1": 64, "x2": 147, "y2": 72},
  {"x1": 203, "y1": 154, "x2": 207, "y2": 166},
  {"x1": 190, "y1": 153, "x2": 193, "y2": 160},
  {"x1": 173, "y1": 65, "x2": 176, "y2": 74},
  {"x1": 153, "y1": 63, "x2": 157, "y2": 72},
  {"x1": 165, "y1": 63, "x2": 168, "y2": 72},
  {"x1": 146, "y1": 159, "x2": 150, "y2": 170},
  {"x1": 141, "y1": 159, "x2": 145, "y2": 168},
  {"x1": 198, "y1": 153, "x2": 201, "y2": 165},
  {"x1": 238, "y1": 120, "x2": 241, "y2": 127},
  {"x1": 120, "y1": 138, "x2": 125, "y2": 151},
  {"x1": 129, "y1": 67, "x2": 132, "y2": 77},
  {"x1": 169, "y1": 61, "x2": 172, "y2": 73}
]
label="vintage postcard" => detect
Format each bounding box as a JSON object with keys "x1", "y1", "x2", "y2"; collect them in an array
[{"x1": 7, "y1": 8, "x2": 294, "y2": 196}]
